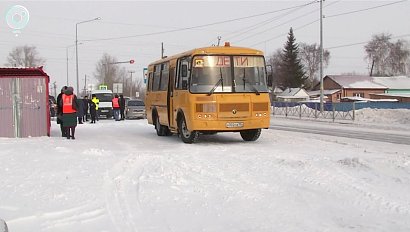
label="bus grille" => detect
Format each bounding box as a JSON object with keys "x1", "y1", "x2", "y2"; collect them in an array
[{"x1": 219, "y1": 103, "x2": 249, "y2": 112}]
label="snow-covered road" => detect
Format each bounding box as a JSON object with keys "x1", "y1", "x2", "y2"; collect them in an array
[{"x1": 1, "y1": 117, "x2": 410, "y2": 232}]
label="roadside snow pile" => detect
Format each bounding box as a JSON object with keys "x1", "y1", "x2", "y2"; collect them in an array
[{"x1": 354, "y1": 108, "x2": 410, "y2": 127}]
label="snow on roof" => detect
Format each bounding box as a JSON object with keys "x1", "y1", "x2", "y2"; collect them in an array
[
  {"x1": 327, "y1": 75, "x2": 387, "y2": 89},
  {"x1": 371, "y1": 76, "x2": 410, "y2": 89},
  {"x1": 308, "y1": 89, "x2": 340, "y2": 96},
  {"x1": 277, "y1": 88, "x2": 309, "y2": 97}
]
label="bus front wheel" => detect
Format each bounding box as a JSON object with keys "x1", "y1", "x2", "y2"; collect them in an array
[
  {"x1": 178, "y1": 116, "x2": 199, "y2": 144},
  {"x1": 240, "y1": 129, "x2": 261, "y2": 141}
]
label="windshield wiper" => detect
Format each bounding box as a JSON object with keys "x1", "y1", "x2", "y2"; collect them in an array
[
  {"x1": 242, "y1": 68, "x2": 260, "y2": 95},
  {"x1": 207, "y1": 68, "x2": 224, "y2": 96}
]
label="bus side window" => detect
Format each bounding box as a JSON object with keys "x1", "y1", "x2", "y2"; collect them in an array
[
  {"x1": 147, "y1": 72, "x2": 153, "y2": 91},
  {"x1": 153, "y1": 65, "x2": 161, "y2": 91},
  {"x1": 177, "y1": 57, "x2": 190, "y2": 90}
]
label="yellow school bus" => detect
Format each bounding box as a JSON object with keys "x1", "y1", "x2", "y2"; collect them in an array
[{"x1": 145, "y1": 43, "x2": 270, "y2": 143}]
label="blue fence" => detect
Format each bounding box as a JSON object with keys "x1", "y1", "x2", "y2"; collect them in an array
[{"x1": 272, "y1": 102, "x2": 410, "y2": 112}]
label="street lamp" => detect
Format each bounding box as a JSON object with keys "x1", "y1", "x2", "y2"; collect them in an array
[
  {"x1": 75, "y1": 17, "x2": 101, "y2": 95},
  {"x1": 66, "y1": 43, "x2": 82, "y2": 86}
]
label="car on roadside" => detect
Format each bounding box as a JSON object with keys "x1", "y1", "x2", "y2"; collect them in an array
[{"x1": 125, "y1": 99, "x2": 145, "y2": 119}]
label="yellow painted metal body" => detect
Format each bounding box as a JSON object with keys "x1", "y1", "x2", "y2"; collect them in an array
[{"x1": 145, "y1": 45, "x2": 271, "y2": 133}]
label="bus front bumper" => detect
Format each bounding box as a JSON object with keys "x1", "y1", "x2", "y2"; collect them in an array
[{"x1": 190, "y1": 117, "x2": 270, "y2": 131}]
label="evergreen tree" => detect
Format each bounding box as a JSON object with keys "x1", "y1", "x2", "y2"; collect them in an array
[{"x1": 278, "y1": 28, "x2": 307, "y2": 88}]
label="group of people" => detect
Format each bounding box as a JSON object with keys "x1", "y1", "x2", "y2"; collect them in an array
[{"x1": 56, "y1": 86, "x2": 100, "y2": 139}]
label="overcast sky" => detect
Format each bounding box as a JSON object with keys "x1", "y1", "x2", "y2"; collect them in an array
[{"x1": 1, "y1": 0, "x2": 409, "y2": 93}]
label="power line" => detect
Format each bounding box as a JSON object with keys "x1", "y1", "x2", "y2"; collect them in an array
[
  {"x1": 326, "y1": 0, "x2": 408, "y2": 18},
  {"x1": 242, "y1": 0, "x2": 340, "y2": 46},
  {"x1": 80, "y1": 1, "x2": 318, "y2": 42},
  {"x1": 326, "y1": 33, "x2": 410, "y2": 50},
  {"x1": 223, "y1": 2, "x2": 314, "y2": 42}
]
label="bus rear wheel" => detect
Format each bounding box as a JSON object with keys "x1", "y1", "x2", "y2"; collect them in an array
[
  {"x1": 155, "y1": 116, "x2": 171, "y2": 136},
  {"x1": 240, "y1": 129, "x2": 261, "y2": 141},
  {"x1": 178, "y1": 116, "x2": 199, "y2": 144}
]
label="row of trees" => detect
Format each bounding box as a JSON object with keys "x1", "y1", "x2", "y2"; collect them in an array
[
  {"x1": 267, "y1": 29, "x2": 410, "y2": 90},
  {"x1": 4, "y1": 46, "x2": 144, "y2": 98},
  {"x1": 93, "y1": 53, "x2": 145, "y2": 99},
  {"x1": 4, "y1": 32, "x2": 410, "y2": 93}
]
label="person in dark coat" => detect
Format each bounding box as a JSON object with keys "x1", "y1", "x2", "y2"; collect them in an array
[
  {"x1": 89, "y1": 99, "x2": 97, "y2": 123},
  {"x1": 83, "y1": 95, "x2": 90, "y2": 121},
  {"x1": 76, "y1": 98, "x2": 85, "y2": 124},
  {"x1": 60, "y1": 86, "x2": 78, "y2": 139},
  {"x1": 56, "y1": 86, "x2": 68, "y2": 137},
  {"x1": 119, "y1": 95, "x2": 126, "y2": 120}
]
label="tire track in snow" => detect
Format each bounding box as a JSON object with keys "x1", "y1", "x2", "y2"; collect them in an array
[{"x1": 103, "y1": 154, "x2": 151, "y2": 232}]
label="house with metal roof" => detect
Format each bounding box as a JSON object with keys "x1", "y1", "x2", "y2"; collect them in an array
[
  {"x1": 313, "y1": 75, "x2": 388, "y2": 102},
  {"x1": 276, "y1": 88, "x2": 310, "y2": 102}
]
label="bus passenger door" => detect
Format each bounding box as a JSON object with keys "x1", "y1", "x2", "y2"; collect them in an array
[
  {"x1": 173, "y1": 57, "x2": 191, "y2": 128},
  {"x1": 168, "y1": 66, "x2": 175, "y2": 128}
]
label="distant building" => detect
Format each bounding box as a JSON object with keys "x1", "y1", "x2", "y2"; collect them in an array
[
  {"x1": 276, "y1": 88, "x2": 309, "y2": 102},
  {"x1": 313, "y1": 75, "x2": 388, "y2": 102}
]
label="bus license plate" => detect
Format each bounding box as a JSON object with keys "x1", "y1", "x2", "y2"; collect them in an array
[{"x1": 226, "y1": 122, "x2": 244, "y2": 128}]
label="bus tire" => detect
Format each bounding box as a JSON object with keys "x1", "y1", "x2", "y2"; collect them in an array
[
  {"x1": 240, "y1": 129, "x2": 261, "y2": 141},
  {"x1": 155, "y1": 115, "x2": 166, "y2": 136},
  {"x1": 178, "y1": 116, "x2": 199, "y2": 144}
]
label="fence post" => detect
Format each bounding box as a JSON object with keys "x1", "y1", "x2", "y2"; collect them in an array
[
  {"x1": 314, "y1": 103, "x2": 318, "y2": 118},
  {"x1": 272, "y1": 102, "x2": 275, "y2": 116},
  {"x1": 285, "y1": 103, "x2": 288, "y2": 117},
  {"x1": 299, "y1": 103, "x2": 302, "y2": 119},
  {"x1": 352, "y1": 102, "x2": 355, "y2": 121},
  {"x1": 332, "y1": 103, "x2": 335, "y2": 122}
]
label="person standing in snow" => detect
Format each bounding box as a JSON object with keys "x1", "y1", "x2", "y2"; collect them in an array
[
  {"x1": 119, "y1": 94, "x2": 126, "y2": 120},
  {"x1": 56, "y1": 86, "x2": 68, "y2": 137},
  {"x1": 112, "y1": 94, "x2": 121, "y2": 121},
  {"x1": 82, "y1": 95, "x2": 90, "y2": 122},
  {"x1": 89, "y1": 98, "x2": 97, "y2": 123},
  {"x1": 60, "y1": 86, "x2": 78, "y2": 139},
  {"x1": 91, "y1": 94, "x2": 100, "y2": 121},
  {"x1": 76, "y1": 97, "x2": 85, "y2": 124}
]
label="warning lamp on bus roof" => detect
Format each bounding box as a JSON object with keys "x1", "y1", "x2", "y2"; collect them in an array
[
  {"x1": 224, "y1": 42, "x2": 231, "y2": 47},
  {"x1": 130, "y1": 59, "x2": 135, "y2": 64}
]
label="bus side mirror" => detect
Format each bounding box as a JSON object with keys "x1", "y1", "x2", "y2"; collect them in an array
[{"x1": 181, "y1": 64, "x2": 188, "y2": 77}]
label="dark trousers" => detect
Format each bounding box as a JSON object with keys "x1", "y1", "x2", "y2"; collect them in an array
[
  {"x1": 120, "y1": 109, "x2": 125, "y2": 120},
  {"x1": 65, "y1": 126, "x2": 76, "y2": 139}
]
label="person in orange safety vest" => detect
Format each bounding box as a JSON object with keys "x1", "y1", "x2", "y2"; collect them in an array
[{"x1": 112, "y1": 94, "x2": 121, "y2": 121}]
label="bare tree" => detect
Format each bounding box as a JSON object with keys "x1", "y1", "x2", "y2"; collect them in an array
[
  {"x1": 299, "y1": 43, "x2": 330, "y2": 89},
  {"x1": 94, "y1": 53, "x2": 123, "y2": 89},
  {"x1": 365, "y1": 33, "x2": 410, "y2": 76},
  {"x1": 94, "y1": 53, "x2": 144, "y2": 97},
  {"x1": 5, "y1": 45, "x2": 45, "y2": 67}
]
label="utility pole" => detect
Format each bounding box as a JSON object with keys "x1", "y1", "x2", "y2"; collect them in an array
[
  {"x1": 83, "y1": 74, "x2": 87, "y2": 96},
  {"x1": 129, "y1": 71, "x2": 135, "y2": 97},
  {"x1": 217, "y1": 36, "x2": 222, "y2": 46},
  {"x1": 319, "y1": 0, "x2": 324, "y2": 112},
  {"x1": 161, "y1": 42, "x2": 164, "y2": 59}
]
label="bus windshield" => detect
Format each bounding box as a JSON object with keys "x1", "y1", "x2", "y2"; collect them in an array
[{"x1": 190, "y1": 55, "x2": 268, "y2": 94}]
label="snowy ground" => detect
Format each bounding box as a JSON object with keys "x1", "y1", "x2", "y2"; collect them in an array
[{"x1": 1, "y1": 109, "x2": 410, "y2": 232}]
